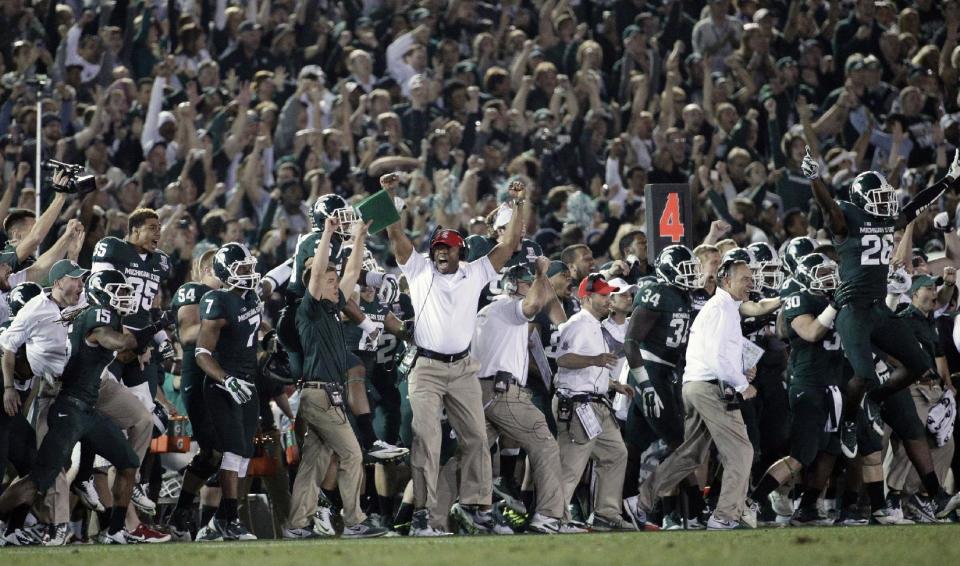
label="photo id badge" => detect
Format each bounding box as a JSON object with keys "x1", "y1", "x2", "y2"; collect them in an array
[{"x1": 575, "y1": 403, "x2": 603, "y2": 440}]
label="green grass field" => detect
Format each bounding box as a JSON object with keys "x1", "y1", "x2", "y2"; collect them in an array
[{"x1": 2, "y1": 525, "x2": 960, "y2": 566}]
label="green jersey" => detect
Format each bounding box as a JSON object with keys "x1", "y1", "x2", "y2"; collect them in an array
[
  {"x1": 288, "y1": 231, "x2": 344, "y2": 298},
  {"x1": 631, "y1": 281, "x2": 693, "y2": 366},
  {"x1": 91, "y1": 236, "x2": 172, "y2": 328},
  {"x1": 834, "y1": 201, "x2": 896, "y2": 306},
  {"x1": 779, "y1": 277, "x2": 803, "y2": 299},
  {"x1": 61, "y1": 307, "x2": 123, "y2": 406},
  {"x1": 199, "y1": 289, "x2": 262, "y2": 379},
  {"x1": 783, "y1": 291, "x2": 843, "y2": 387},
  {"x1": 173, "y1": 282, "x2": 214, "y2": 388}
]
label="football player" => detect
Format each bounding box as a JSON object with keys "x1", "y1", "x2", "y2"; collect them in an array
[
  {"x1": 780, "y1": 237, "x2": 818, "y2": 300},
  {"x1": 803, "y1": 147, "x2": 960, "y2": 518},
  {"x1": 0, "y1": 270, "x2": 163, "y2": 544},
  {"x1": 166, "y1": 249, "x2": 222, "y2": 540},
  {"x1": 194, "y1": 243, "x2": 263, "y2": 542},
  {"x1": 623, "y1": 245, "x2": 702, "y2": 529},
  {"x1": 750, "y1": 254, "x2": 847, "y2": 525}
]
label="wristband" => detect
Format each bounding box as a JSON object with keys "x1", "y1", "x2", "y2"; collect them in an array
[
  {"x1": 195, "y1": 347, "x2": 213, "y2": 357},
  {"x1": 816, "y1": 305, "x2": 838, "y2": 328},
  {"x1": 358, "y1": 317, "x2": 378, "y2": 334}
]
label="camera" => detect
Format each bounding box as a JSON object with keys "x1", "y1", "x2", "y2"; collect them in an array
[{"x1": 41, "y1": 159, "x2": 96, "y2": 195}]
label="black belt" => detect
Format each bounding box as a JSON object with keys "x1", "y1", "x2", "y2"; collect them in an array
[
  {"x1": 480, "y1": 375, "x2": 524, "y2": 386},
  {"x1": 418, "y1": 348, "x2": 469, "y2": 364},
  {"x1": 299, "y1": 381, "x2": 342, "y2": 390},
  {"x1": 558, "y1": 391, "x2": 608, "y2": 404}
]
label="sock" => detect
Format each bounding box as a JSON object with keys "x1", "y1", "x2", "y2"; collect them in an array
[
  {"x1": 662, "y1": 495, "x2": 677, "y2": 517},
  {"x1": 323, "y1": 488, "x2": 343, "y2": 512},
  {"x1": 520, "y1": 490, "x2": 534, "y2": 514},
  {"x1": 500, "y1": 454, "x2": 519, "y2": 484},
  {"x1": 355, "y1": 413, "x2": 377, "y2": 451},
  {"x1": 751, "y1": 473, "x2": 782, "y2": 504},
  {"x1": 200, "y1": 505, "x2": 218, "y2": 526},
  {"x1": 108, "y1": 506, "x2": 126, "y2": 534},
  {"x1": 921, "y1": 472, "x2": 941, "y2": 498},
  {"x1": 684, "y1": 484, "x2": 704, "y2": 519},
  {"x1": 378, "y1": 496, "x2": 395, "y2": 520},
  {"x1": 798, "y1": 488, "x2": 821, "y2": 510},
  {"x1": 865, "y1": 481, "x2": 884, "y2": 511},
  {"x1": 175, "y1": 489, "x2": 197, "y2": 512},
  {"x1": 8, "y1": 504, "x2": 29, "y2": 530},
  {"x1": 216, "y1": 498, "x2": 238, "y2": 522},
  {"x1": 394, "y1": 501, "x2": 413, "y2": 528}
]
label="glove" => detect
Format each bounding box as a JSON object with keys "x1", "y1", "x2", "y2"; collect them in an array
[
  {"x1": 949, "y1": 149, "x2": 960, "y2": 181},
  {"x1": 933, "y1": 211, "x2": 952, "y2": 233},
  {"x1": 152, "y1": 310, "x2": 175, "y2": 331},
  {"x1": 158, "y1": 339, "x2": 176, "y2": 361},
  {"x1": 393, "y1": 196, "x2": 407, "y2": 213},
  {"x1": 219, "y1": 375, "x2": 253, "y2": 404},
  {"x1": 377, "y1": 273, "x2": 400, "y2": 305},
  {"x1": 887, "y1": 268, "x2": 911, "y2": 296},
  {"x1": 800, "y1": 146, "x2": 820, "y2": 180}
]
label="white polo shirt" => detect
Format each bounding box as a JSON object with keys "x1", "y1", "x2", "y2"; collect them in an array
[
  {"x1": 554, "y1": 308, "x2": 610, "y2": 395},
  {"x1": 0, "y1": 291, "x2": 71, "y2": 380},
  {"x1": 0, "y1": 268, "x2": 29, "y2": 324},
  {"x1": 399, "y1": 251, "x2": 498, "y2": 354},
  {"x1": 684, "y1": 287, "x2": 748, "y2": 392},
  {"x1": 472, "y1": 296, "x2": 532, "y2": 386}
]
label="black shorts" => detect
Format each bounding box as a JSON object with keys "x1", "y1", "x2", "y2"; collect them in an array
[
  {"x1": 629, "y1": 362, "x2": 684, "y2": 449},
  {"x1": 203, "y1": 377, "x2": 260, "y2": 458},
  {"x1": 787, "y1": 385, "x2": 839, "y2": 467},
  {"x1": 182, "y1": 369, "x2": 217, "y2": 450},
  {"x1": 877, "y1": 387, "x2": 925, "y2": 442},
  {"x1": 358, "y1": 351, "x2": 402, "y2": 443},
  {"x1": 0, "y1": 410, "x2": 36, "y2": 478},
  {"x1": 33, "y1": 396, "x2": 139, "y2": 492},
  {"x1": 835, "y1": 301, "x2": 930, "y2": 383}
]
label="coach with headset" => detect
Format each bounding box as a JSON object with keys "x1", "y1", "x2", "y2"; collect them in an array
[{"x1": 382, "y1": 173, "x2": 526, "y2": 535}]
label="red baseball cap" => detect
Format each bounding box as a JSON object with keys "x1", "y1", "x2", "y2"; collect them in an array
[
  {"x1": 430, "y1": 229, "x2": 465, "y2": 250},
  {"x1": 577, "y1": 274, "x2": 620, "y2": 298}
]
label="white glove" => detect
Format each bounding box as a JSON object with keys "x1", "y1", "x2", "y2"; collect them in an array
[
  {"x1": 801, "y1": 146, "x2": 820, "y2": 180},
  {"x1": 949, "y1": 149, "x2": 960, "y2": 181},
  {"x1": 393, "y1": 196, "x2": 407, "y2": 213},
  {"x1": 887, "y1": 268, "x2": 911, "y2": 296},
  {"x1": 219, "y1": 375, "x2": 253, "y2": 404},
  {"x1": 378, "y1": 273, "x2": 400, "y2": 304},
  {"x1": 934, "y1": 211, "x2": 951, "y2": 233}
]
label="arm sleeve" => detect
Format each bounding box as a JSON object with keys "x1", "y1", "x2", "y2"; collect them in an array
[
  {"x1": 264, "y1": 257, "x2": 294, "y2": 290},
  {"x1": 398, "y1": 249, "x2": 428, "y2": 278},
  {"x1": 141, "y1": 76, "x2": 167, "y2": 149},
  {"x1": 470, "y1": 255, "x2": 499, "y2": 285},
  {"x1": 386, "y1": 31, "x2": 415, "y2": 83},
  {"x1": 0, "y1": 305, "x2": 36, "y2": 353}
]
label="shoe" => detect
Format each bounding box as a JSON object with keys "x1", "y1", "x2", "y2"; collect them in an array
[
  {"x1": 222, "y1": 519, "x2": 257, "y2": 541},
  {"x1": 527, "y1": 513, "x2": 562, "y2": 534},
  {"x1": 685, "y1": 517, "x2": 707, "y2": 530},
  {"x1": 839, "y1": 420, "x2": 858, "y2": 458},
  {"x1": 623, "y1": 496, "x2": 659, "y2": 531},
  {"x1": 168, "y1": 507, "x2": 197, "y2": 542},
  {"x1": 790, "y1": 506, "x2": 828, "y2": 527},
  {"x1": 590, "y1": 514, "x2": 638, "y2": 532},
  {"x1": 197, "y1": 518, "x2": 257, "y2": 541},
  {"x1": 558, "y1": 520, "x2": 589, "y2": 534},
  {"x1": 132, "y1": 484, "x2": 157, "y2": 514},
  {"x1": 3, "y1": 528, "x2": 42, "y2": 546},
  {"x1": 195, "y1": 520, "x2": 222, "y2": 542},
  {"x1": 42, "y1": 523, "x2": 69, "y2": 546},
  {"x1": 451, "y1": 503, "x2": 514, "y2": 535},
  {"x1": 835, "y1": 505, "x2": 869, "y2": 526},
  {"x1": 410, "y1": 508, "x2": 451, "y2": 537},
  {"x1": 934, "y1": 491, "x2": 960, "y2": 519},
  {"x1": 98, "y1": 529, "x2": 137, "y2": 545},
  {"x1": 862, "y1": 397, "x2": 885, "y2": 436},
  {"x1": 313, "y1": 502, "x2": 337, "y2": 536},
  {"x1": 904, "y1": 494, "x2": 938, "y2": 523},
  {"x1": 706, "y1": 514, "x2": 749, "y2": 530},
  {"x1": 128, "y1": 523, "x2": 171, "y2": 543},
  {"x1": 493, "y1": 477, "x2": 527, "y2": 515},
  {"x1": 342, "y1": 517, "x2": 388, "y2": 538},
  {"x1": 870, "y1": 507, "x2": 912, "y2": 525},
  {"x1": 661, "y1": 513, "x2": 684, "y2": 531},
  {"x1": 282, "y1": 526, "x2": 319, "y2": 539},
  {"x1": 365, "y1": 440, "x2": 409, "y2": 462},
  {"x1": 769, "y1": 490, "x2": 794, "y2": 517},
  {"x1": 72, "y1": 478, "x2": 105, "y2": 512},
  {"x1": 498, "y1": 504, "x2": 528, "y2": 532},
  {"x1": 741, "y1": 499, "x2": 759, "y2": 529}
]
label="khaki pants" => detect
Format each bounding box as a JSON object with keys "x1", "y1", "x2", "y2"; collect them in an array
[
  {"x1": 886, "y1": 382, "x2": 956, "y2": 494},
  {"x1": 287, "y1": 388, "x2": 365, "y2": 528},
  {"x1": 554, "y1": 398, "x2": 627, "y2": 521},
  {"x1": 409, "y1": 356, "x2": 491, "y2": 510},
  {"x1": 482, "y1": 380, "x2": 565, "y2": 518},
  {"x1": 97, "y1": 377, "x2": 152, "y2": 465},
  {"x1": 639, "y1": 381, "x2": 753, "y2": 523}
]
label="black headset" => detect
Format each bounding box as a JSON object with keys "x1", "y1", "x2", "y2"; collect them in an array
[{"x1": 584, "y1": 273, "x2": 605, "y2": 294}]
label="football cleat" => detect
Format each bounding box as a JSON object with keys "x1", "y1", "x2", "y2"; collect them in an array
[
  {"x1": 769, "y1": 489, "x2": 795, "y2": 518},
  {"x1": 282, "y1": 527, "x2": 319, "y2": 539},
  {"x1": 168, "y1": 507, "x2": 197, "y2": 542},
  {"x1": 839, "y1": 421, "x2": 858, "y2": 459},
  {"x1": 527, "y1": 513, "x2": 562, "y2": 534},
  {"x1": 72, "y1": 478, "x2": 105, "y2": 513},
  {"x1": 131, "y1": 484, "x2": 157, "y2": 514},
  {"x1": 410, "y1": 508, "x2": 452, "y2": 537},
  {"x1": 790, "y1": 506, "x2": 829, "y2": 527},
  {"x1": 2, "y1": 528, "x2": 42, "y2": 546},
  {"x1": 706, "y1": 515, "x2": 750, "y2": 530},
  {"x1": 364, "y1": 440, "x2": 409, "y2": 463},
  {"x1": 741, "y1": 499, "x2": 759, "y2": 529},
  {"x1": 935, "y1": 491, "x2": 960, "y2": 519},
  {"x1": 313, "y1": 502, "x2": 337, "y2": 536},
  {"x1": 622, "y1": 496, "x2": 659, "y2": 531},
  {"x1": 341, "y1": 517, "x2": 388, "y2": 538},
  {"x1": 590, "y1": 514, "x2": 638, "y2": 532},
  {"x1": 128, "y1": 523, "x2": 171, "y2": 543},
  {"x1": 42, "y1": 523, "x2": 69, "y2": 546},
  {"x1": 492, "y1": 477, "x2": 527, "y2": 516},
  {"x1": 98, "y1": 529, "x2": 137, "y2": 545}
]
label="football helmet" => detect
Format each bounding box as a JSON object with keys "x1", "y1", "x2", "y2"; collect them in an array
[
  {"x1": 795, "y1": 253, "x2": 839, "y2": 294},
  {"x1": 342, "y1": 244, "x2": 381, "y2": 273},
  {"x1": 747, "y1": 242, "x2": 783, "y2": 291},
  {"x1": 782, "y1": 236, "x2": 817, "y2": 275},
  {"x1": 213, "y1": 242, "x2": 261, "y2": 290},
  {"x1": 850, "y1": 171, "x2": 898, "y2": 218},
  {"x1": 7, "y1": 282, "x2": 42, "y2": 317},
  {"x1": 86, "y1": 269, "x2": 138, "y2": 316},
  {"x1": 312, "y1": 194, "x2": 359, "y2": 239},
  {"x1": 501, "y1": 264, "x2": 535, "y2": 295},
  {"x1": 655, "y1": 245, "x2": 704, "y2": 289},
  {"x1": 717, "y1": 247, "x2": 757, "y2": 281}
]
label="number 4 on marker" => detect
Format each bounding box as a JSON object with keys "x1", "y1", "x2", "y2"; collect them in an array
[{"x1": 659, "y1": 193, "x2": 684, "y2": 242}]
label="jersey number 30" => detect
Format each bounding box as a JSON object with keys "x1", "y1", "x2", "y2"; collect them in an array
[{"x1": 860, "y1": 234, "x2": 893, "y2": 266}]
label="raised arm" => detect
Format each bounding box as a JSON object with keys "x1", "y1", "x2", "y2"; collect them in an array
[
  {"x1": 307, "y1": 217, "x2": 336, "y2": 300},
  {"x1": 381, "y1": 172, "x2": 414, "y2": 264},
  {"x1": 339, "y1": 221, "x2": 372, "y2": 296},
  {"x1": 521, "y1": 257, "x2": 552, "y2": 319},
  {"x1": 802, "y1": 147, "x2": 847, "y2": 239},
  {"x1": 487, "y1": 182, "x2": 526, "y2": 272}
]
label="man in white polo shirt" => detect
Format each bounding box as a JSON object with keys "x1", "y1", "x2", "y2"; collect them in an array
[
  {"x1": 554, "y1": 273, "x2": 636, "y2": 531},
  {"x1": 381, "y1": 172, "x2": 525, "y2": 536},
  {"x1": 634, "y1": 250, "x2": 758, "y2": 530},
  {"x1": 472, "y1": 259, "x2": 585, "y2": 534}
]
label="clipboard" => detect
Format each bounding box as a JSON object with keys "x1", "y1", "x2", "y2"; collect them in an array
[{"x1": 354, "y1": 189, "x2": 401, "y2": 234}]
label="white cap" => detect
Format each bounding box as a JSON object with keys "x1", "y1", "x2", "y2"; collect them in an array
[
  {"x1": 158, "y1": 111, "x2": 176, "y2": 127},
  {"x1": 493, "y1": 206, "x2": 513, "y2": 229},
  {"x1": 607, "y1": 277, "x2": 639, "y2": 295}
]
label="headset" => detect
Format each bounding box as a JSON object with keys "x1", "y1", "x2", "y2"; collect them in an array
[
  {"x1": 428, "y1": 226, "x2": 466, "y2": 261},
  {"x1": 583, "y1": 272, "x2": 605, "y2": 294}
]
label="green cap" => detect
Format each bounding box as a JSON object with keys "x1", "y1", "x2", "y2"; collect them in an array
[
  {"x1": 909, "y1": 274, "x2": 942, "y2": 295},
  {"x1": 48, "y1": 259, "x2": 88, "y2": 285},
  {"x1": 547, "y1": 261, "x2": 570, "y2": 278}
]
